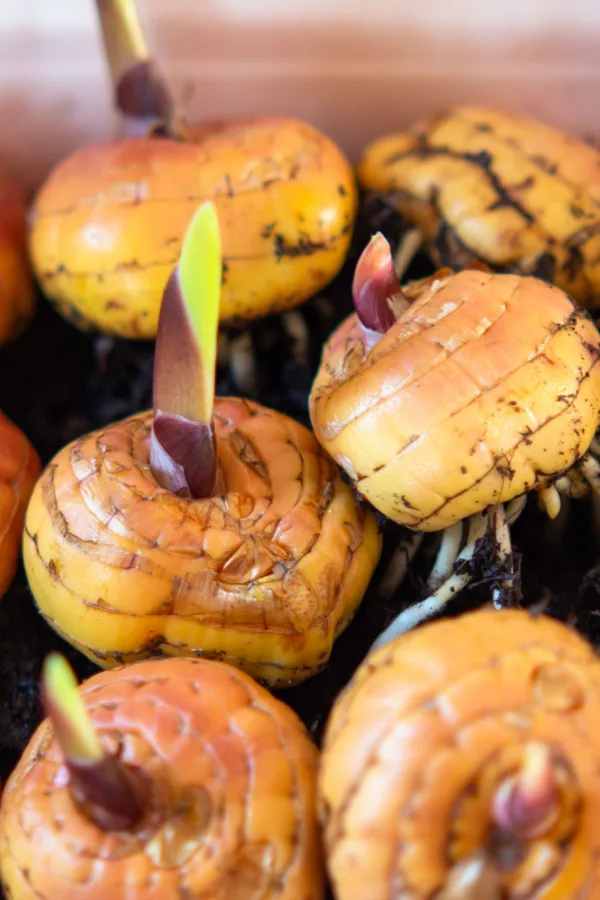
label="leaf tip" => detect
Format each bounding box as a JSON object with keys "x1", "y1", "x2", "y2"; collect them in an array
[
  {"x1": 153, "y1": 200, "x2": 222, "y2": 424},
  {"x1": 151, "y1": 202, "x2": 224, "y2": 498},
  {"x1": 42, "y1": 654, "x2": 103, "y2": 766}
]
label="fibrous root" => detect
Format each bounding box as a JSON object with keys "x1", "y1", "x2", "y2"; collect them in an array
[{"x1": 371, "y1": 497, "x2": 526, "y2": 652}]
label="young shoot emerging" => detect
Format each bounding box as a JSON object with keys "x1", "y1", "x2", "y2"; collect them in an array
[
  {"x1": 493, "y1": 743, "x2": 559, "y2": 838},
  {"x1": 95, "y1": 0, "x2": 174, "y2": 134},
  {"x1": 352, "y1": 233, "x2": 401, "y2": 336},
  {"x1": 42, "y1": 654, "x2": 143, "y2": 831},
  {"x1": 151, "y1": 201, "x2": 222, "y2": 499},
  {"x1": 352, "y1": 236, "x2": 492, "y2": 350}
]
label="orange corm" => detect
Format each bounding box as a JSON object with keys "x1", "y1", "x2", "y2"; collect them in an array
[
  {"x1": 320, "y1": 607, "x2": 600, "y2": 900},
  {"x1": 0, "y1": 411, "x2": 39, "y2": 598},
  {"x1": 29, "y1": 117, "x2": 357, "y2": 338},
  {"x1": 358, "y1": 105, "x2": 600, "y2": 307},
  {"x1": 23, "y1": 397, "x2": 381, "y2": 686},
  {"x1": 0, "y1": 176, "x2": 36, "y2": 343},
  {"x1": 310, "y1": 267, "x2": 600, "y2": 532},
  {"x1": 0, "y1": 656, "x2": 325, "y2": 900}
]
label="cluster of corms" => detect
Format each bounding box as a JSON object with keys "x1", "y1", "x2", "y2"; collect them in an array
[{"x1": 2, "y1": 2, "x2": 600, "y2": 898}]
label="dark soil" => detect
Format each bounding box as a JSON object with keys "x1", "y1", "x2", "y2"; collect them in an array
[{"x1": 0, "y1": 195, "x2": 599, "y2": 895}]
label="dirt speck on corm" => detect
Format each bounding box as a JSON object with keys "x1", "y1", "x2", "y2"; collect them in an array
[{"x1": 0, "y1": 197, "x2": 598, "y2": 899}]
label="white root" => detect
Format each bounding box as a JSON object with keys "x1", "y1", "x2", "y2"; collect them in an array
[
  {"x1": 378, "y1": 532, "x2": 424, "y2": 600},
  {"x1": 371, "y1": 511, "x2": 488, "y2": 652},
  {"x1": 579, "y1": 453, "x2": 600, "y2": 541},
  {"x1": 505, "y1": 494, "x2": 527, "y2": 526},
  {"x1": 555, "y1": 473, "x2": 589, "y2": 499},
  {"x1": 93, "y1": 335, "x2": 116, "y2": 373},
  {"x1": 580, "y1": 452, "x2": 600, "y2": 492},
  {"x1": 369, "y1": 446, "x2": 600, "y2": 655},
  {"x1": 228, "y1": 310, "x2": 311, "y2": 393},
  {"x1": 537, "y1": 485, "x2": 561, "y2": 520},
  {"x1": 427, "y1": 521, "x2": 464, "y2": 590},
  {"x1": 229, "y1": 331, "x2": 257, "y2": 396},
  {"x1": 394, "y1": 228, "x2": 423, "y2": 281},
  {"x1": 281, "y1": 310, "x2": 310, "y2": 367},
  {"x1": 371, "y1": 498, "x2": 523, "y2": 652},
  {"x1": 489, "y1": 503, "x2": 512, "y2": 609},
  {"x1": 554, "y1": 447, "x2": 600, "y2": 502},
  {"x1": 554, "y1": 475, "x2": 571, "y2": 494}
]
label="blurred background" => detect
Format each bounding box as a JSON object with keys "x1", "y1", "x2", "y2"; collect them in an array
[{"x1": 0, "y1": 0, "x2": 599, "y2": 191}]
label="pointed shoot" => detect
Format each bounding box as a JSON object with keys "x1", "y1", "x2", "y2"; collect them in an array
[
  {"x1": 352, "y1": 233, "x2": 401, "y2": 334},
  {"x1": 42, "y1": 654, "x2": 103, "y2": 765},
  {"x1": 95, "y1": 0, "x2": 173, "y2": 129},
  {"x1": 538, "y1": 485, "x2": 561, "y2": 520},
  {"x1": 151, "y1": 201, "x2": 222, "y2": 499},
  {"x1": 492, "y1": 742, "x2": 559, "y2": 838},
  {"x1": 42, "y1": 654, "x2": 144, "y2": 832}
]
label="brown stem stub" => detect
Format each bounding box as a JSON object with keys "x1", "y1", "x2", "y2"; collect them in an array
[
  {"x1": 68, "y1": 755, "x2": 145, "y2": 832},
  {"x1": 116, "y1": 60, "x2": 173, "y2": 122},
  {"x1": 94, "y1": 0, "x2": 175, "y2": 129}
]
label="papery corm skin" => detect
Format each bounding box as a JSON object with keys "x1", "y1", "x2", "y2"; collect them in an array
[
  {"x1": 358, "y1": 106, "x2": 600, "y2": 308},
  {"x1": 310, "y1": 269, "x2": 600, "y2": 531},
  {"x1": 29, "y1": 117, "x2": 357, "y2": 338},
  {"x1": 320, "y1": 607, "x2": 600, "y2": 900},
  {"x1": 23, "y1": 397, "x2": 381, "y2": 686},
  {"x1": 0, "y1": 656, "x2": 325, "y2": 900}
]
